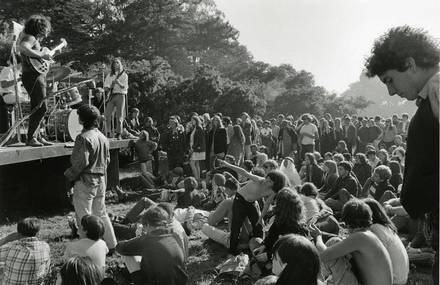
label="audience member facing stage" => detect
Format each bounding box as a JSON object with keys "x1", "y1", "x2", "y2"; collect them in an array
[
  {"x1": 0, "y1": 217, "x2": 51, "y2": 284},
  {"x1": 311, "y1": 199, "x2": 393, "y2": 285},
  {"x1": 64, "y1": 215, "x2": 108, "y2": 273}
]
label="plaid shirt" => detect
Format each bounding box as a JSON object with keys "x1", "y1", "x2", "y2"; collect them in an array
[{"x1": 0, "y1": 237, "x2": 50, "y2": 285}]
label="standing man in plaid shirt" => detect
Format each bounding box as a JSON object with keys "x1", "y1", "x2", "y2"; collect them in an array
[{"x1": 0, "y1": 217, "x2": 50, "y2": 284}]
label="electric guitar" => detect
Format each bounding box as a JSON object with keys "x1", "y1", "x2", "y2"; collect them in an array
[{"x1": 29, "y1": 38, "x2": 68, "y2": 74}]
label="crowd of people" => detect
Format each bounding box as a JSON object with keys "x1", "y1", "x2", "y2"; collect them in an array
[{"x1": 0, "y1": 24, "x2": 438, "y2": 285}]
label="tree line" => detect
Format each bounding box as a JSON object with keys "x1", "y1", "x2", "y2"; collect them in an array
[{"x1": 0, "y1": 0, "x2": 372, "y2": 125}]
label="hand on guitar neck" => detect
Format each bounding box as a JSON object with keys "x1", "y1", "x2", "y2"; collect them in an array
[{"x1": 29, "y1": 38, "x2": 68, "y2": 74}]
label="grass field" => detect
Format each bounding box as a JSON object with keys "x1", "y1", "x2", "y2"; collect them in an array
[{"x1": 0, "y1": 170, "x2": 434, "y2": 284}]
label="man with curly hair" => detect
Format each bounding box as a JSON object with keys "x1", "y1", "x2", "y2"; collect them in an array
[
  {"x1": 18, "y1": 15, "x2": 54, "y2": 147},
  {"x1": 365, "y1": 26, "x2": 439, "y2": 284}
]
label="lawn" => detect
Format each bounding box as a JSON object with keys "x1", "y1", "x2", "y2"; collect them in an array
[{"x1": 0, "y1": 171, "x2": 434, "y2": 284}]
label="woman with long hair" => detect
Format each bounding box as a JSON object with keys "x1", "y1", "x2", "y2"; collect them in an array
[
  {"x1": 104, "y1": 58, "x2": 128, "y2": 139},
  {"x1": 189, "y1": 116, "x2": 206, "y2": 180},
  {"x1": 303, "y1": 153, "x2": 324, "y2": 188},
  {"x1": 227, "y1": 124, "x2": 245, "y2": 166},
  {"x1": 319, "y1": 118, "x2": 336, "y2": 155},
  {"x1": 252, "y1": 188, "x2": 309, "y2": 265},
  {"x1": 318, "y1": 160, "x2": 338, "y2": 197},
  {"x1": 272, "y1": 234, "x2": 321, "y2": 285},
  {"x1": 388, "y1": 160, "x2": 403, "y2": 191},
  {"x1": 206, "y1": 115, "x2": 228, "y2": 170},
  {"x1": 363, "y1": 198, "x2": 409, "y2": 285}
]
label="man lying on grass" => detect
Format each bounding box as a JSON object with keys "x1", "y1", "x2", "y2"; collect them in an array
[{"x1": 217, "y1": 159, "x2": 287, "y2": 255}]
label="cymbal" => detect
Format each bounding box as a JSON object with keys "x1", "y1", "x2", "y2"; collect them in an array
[{"x1": 46, "y1": 66, "x2": 71, "y2": 82}]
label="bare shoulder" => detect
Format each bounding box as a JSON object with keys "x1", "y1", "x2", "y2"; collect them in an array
[{"x1": 19, "y1": 33, "x2": 36, "y2": 45}]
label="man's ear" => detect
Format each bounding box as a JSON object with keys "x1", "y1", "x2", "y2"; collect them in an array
[{"x1": 405, "y1": 57, "x2": 417, "y2": 72}]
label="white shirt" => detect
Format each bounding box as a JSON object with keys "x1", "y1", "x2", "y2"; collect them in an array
[
  {"x1": 64, "y1": 238, "x2": 108, "y2": 270},
  {"x1": 104, "y1": 72, "x2": 128, "y2": 94},
  {"x1": 0, "y1": 66, "x2": 23, "y2": 95},
  {"x1": 300, "y1": 123, "x2": 318, "y2": 145}
]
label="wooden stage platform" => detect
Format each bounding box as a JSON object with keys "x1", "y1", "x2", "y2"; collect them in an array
[
  {"x1": 0, "y1": 139, "x2": 131, "y2": 166},
  {"x1": 0, "y1": 139, "x2": 132, "y2": 220}
]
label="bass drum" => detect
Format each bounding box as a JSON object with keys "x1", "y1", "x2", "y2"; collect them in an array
[{"x1": 46, "y1": 109, "x2": 82, "y2": 142}]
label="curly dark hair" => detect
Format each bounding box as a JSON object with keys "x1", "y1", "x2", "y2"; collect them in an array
[
  {"x1": 365, "y1": 26, "x2": 440, "y2": 77},
  {"x1": 24, "y1": 15, "x2": 51, "y2": 38}
]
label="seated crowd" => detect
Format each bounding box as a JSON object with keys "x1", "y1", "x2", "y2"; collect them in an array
[{"x1": 0, "y1": 111, "x2": 421, "y2": 285}]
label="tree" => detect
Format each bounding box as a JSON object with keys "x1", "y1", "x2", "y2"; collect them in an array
[
  {"x1": 271, "y1": 86, "x2": 327, "y2": 117},
  {"x1": 215, "y1": 81, "x2": 266, "y2": 118}
]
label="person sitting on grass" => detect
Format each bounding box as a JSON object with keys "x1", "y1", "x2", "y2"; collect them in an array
[
  {"x1": 116, "y1": 205, "x2": 189, "y2": 285},
  {"x1": 269, "y1": 234, "x2": 323, "y2": 285},
  {"x1": 64, "y1": 215, "x2": 108, "y2": 274},
  {"x1": 0, "y1": 217, "x2": 51, "y2": 285},
  {"x1": 251, "y1": 188, "x2": 309, "y2": 274},
  {"x1": 363, "y1": 198, "x2": 409, "y2": 285},
  {"x1": 217, "y1": 159, "x2": 287, "y2": 255},
  {"x1": 299, "y1": 183, "x2": 340, "y2": 237},
  {"x1": 56, "y1": 256, "x2": 104, "y2": 285},
  {"x1": 323, "y1": 161, "x2": 361, "y2": 212},
  {"x1": 201, "y1": 173, "x2": 227, "y2": 211},
  {"x1": 310, "y1": 199, "x2": 393, "y2": 285},
  {"x1": 361, "y1": 165, "x2": 397, "y2": 203},
  {"x1": 318, "y1": 160, "x2": 339, "y2": 199},
  {"x1": 133, "y1": 130, "x2": 158, "y2": 188}
]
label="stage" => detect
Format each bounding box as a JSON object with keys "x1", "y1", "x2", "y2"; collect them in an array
[{"x1": 0, "y1": 139, "x2": 132, "y2": 220}]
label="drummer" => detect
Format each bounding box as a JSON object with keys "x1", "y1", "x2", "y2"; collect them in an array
[{"x1": 0, "y1": 55, "x2": 25, "y2": 133}]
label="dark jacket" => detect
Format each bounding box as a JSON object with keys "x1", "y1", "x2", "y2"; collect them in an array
[
  {"x1": 191, "y1": 126, "x2": 206, "y2": 153},
  {"x1": 320, "y1": 128, "x2": 336, "y2": 154},
  {"x1": 352, "y1": 162, "x2": 372, "y2": 187},
  {"x1": 324, "y1": 173, "x2": 360, "y2": 199},
  {"x1": 116, "y1": 227, "x2": 188, "y2": 285},
  {"x1": 372, "y1": 181, "x2": 396, "y2": 201},
  {"x1": 401, "y1": 97, "x2": 439, "y2": 218},
  {"x1": 264, "y1": 222, "x2": 309, "y2": 256},
  {"x1": 206, "y1": 127, "x2": 228, "y2": 155},
  {"x1": 305, "y1": 164, "x2": 325, "y2": 188}
]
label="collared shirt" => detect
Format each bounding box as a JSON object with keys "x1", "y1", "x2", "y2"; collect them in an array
[
  {"x1": 0, "y1": 66, "x2": 22, "y2": 95},
  {"x1": 0, "y1": 237, "x2": 50, "y2": 285},
  {"x1": 417, "y1": 71, "x2": 439, "y2": 121},
  {"x1": 64, "y1": 129, "x2": 110, "y2": 185}
]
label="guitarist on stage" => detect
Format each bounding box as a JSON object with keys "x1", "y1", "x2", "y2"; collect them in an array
[
  {"x1": 104, "y1": 58, "x2": 128, "y2": 140},
  {"x1": 18, "y1": 15, "x2": 53, "y2": 147}
]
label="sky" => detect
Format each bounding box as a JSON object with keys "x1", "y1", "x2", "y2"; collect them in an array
[{"x1": 214, "y1": 0, "x2": 440, "y2": 94}]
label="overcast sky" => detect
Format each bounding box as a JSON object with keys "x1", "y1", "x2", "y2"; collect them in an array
[{"x1": 214, "y1": 0, "x2": 440, "y2": 93}]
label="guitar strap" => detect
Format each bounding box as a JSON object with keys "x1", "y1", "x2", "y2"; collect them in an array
[{"x1": 106, "y1": 70, "x2": 125, "y2": 104}]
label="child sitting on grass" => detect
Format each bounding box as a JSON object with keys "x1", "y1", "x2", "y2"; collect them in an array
[
  {"x1": 64, "y1": 215, "x2": 108, "y2": 274},
  {"x1": 133, "y1": 130, "x2": 158, "y2": 188}
]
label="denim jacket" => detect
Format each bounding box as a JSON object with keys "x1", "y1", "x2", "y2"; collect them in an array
[{"x1": 64, "y1": 129, "x2": 110, "y2": 184}]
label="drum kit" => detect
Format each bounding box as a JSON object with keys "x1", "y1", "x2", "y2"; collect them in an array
[{"x1": 11, "y1": 66, "x2": 95, "y2": 144}]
